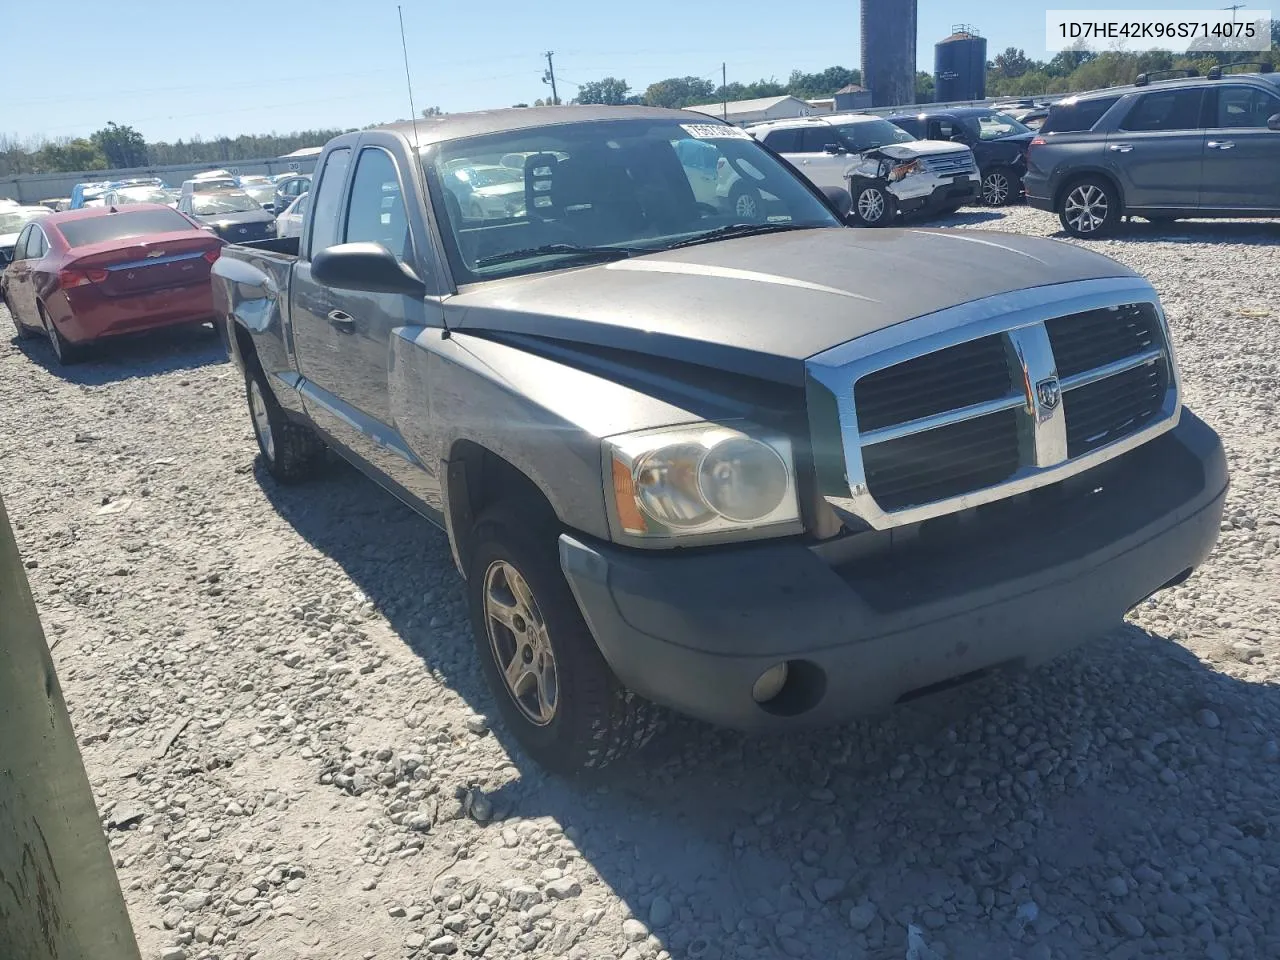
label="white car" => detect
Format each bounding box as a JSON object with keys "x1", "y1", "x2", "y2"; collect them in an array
[
  {"x1": 275, "y1": 192, "x2": 309, "y2": 238},
  {"x1": 0, "y1": 204, "x2": 52, "y2": 268},
  {"x1": 747, "y1": 114, "x2": 981, "y2": 225}
]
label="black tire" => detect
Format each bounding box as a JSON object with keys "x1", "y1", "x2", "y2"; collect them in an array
[
  {"x1": 244, "y1": 363, "x2": 326, "y2": 483},
  {"x1": 727, "y1": 182, "x2": 763, "y2": 222},
  {"x1": 40, "y1": 304, "x2": 87, "y2": 364},
  {"x1": 1057, "y1": 177, "x2": 1120, "y2": 238},
  {"x1": 467, "y1": 502, "x2": 662, "y2": 773},
  {"x1": 980, "y1": 167, "x2": 1014, "y2": 206},
  {"x1": 851, "y1": 183, "x2": 896, "y2": 227}
]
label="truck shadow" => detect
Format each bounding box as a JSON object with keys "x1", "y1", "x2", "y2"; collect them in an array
[
  {"x1": 257, "y1": 458, "x2": 1280, "y2": 960},
  {"x1": 10, "y1": 323, "x2": 227, "y2": 385}
]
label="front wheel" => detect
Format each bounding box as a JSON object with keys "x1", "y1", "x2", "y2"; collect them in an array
[
  {"x1": 245, "y1": 364, "x2": 326, "y2": 483},
  {"x1": 1058, "y1": 178, "x2": 1120, "y2": 238},
  {"x1": 467, "y1": 503, "x2": 662, "y2": 773},
  {"x1": 727, "y1": 182, "x2": 763, "y2": 222},
  {"x1": 3, "y1": 293, "x2": 38, "y2": 340},
  {"x1": 851, "y1": 184, "x2": 896, "y2": 227},
  {"x1": 980, "y1": 167, "x2": 1014, "y2": 206}
]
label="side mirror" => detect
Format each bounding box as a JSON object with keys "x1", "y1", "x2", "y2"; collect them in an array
[
  {"x1": 821, "y1": 185, "x2": 852, "y2": 219},
  {"x1": 1269, "y1": 113, "x2": 1280, "y2": 131},
  {"x1": 312, "y1": 242, "x2": 426, "y2": 297},
  {"x1": 823, "y1": 143, "x2": 847, "y2": 155}
]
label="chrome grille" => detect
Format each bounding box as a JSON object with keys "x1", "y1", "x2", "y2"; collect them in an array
[
  {"x1": 922, "y1": 153, "x2": 978, "y2": 176},
  {"x1": 806, "y1": 279, "x2": 1181, "y2": 531}
]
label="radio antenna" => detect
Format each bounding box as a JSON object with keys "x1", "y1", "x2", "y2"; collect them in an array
[{"x1": 398, "y1": 6, "x2": 422, "y2": 145}]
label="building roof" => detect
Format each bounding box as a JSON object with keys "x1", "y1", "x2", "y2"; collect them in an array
[
  {"x1": 834, "y1": 84, "x2": 868, "y2": 94},
  {"x1": 378, "y1": 104, "x2": 704, "y2": 148},
  {"x1": 688, "y1": 95, "x2": 810, "y2": 116}
]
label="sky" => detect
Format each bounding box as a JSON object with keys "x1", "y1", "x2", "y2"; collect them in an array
[{"x1": 1, "y1": 0, "x2": 1244, "y2": 144}]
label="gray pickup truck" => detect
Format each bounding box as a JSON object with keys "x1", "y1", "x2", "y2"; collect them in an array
[{"x1": 211, "y1": 105, "x2": 1228, "y2": 773}]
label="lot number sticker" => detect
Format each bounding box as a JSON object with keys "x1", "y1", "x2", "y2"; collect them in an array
[{"x1": 680, "y1": 123, "x2": 752, "y2": 140}]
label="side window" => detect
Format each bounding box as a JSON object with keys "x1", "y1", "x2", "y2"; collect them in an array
[
  {"x1": 762, "y1": 129, "x2": 801, "y2": 153},
  {"x1": 1120, "y1": 89, "x2": 1203, "y2": 132},
  {"x1": 799, "y1": 128, "x2": 834, "y2": 152},
  {"x1": 344, "y1": 148, "x2": 411, "y2": 261},
  {"x1": 13, "y1": 225, "x2": 32, "y2": 260},
  {"x1": 31, "y1": 229, "x2": 48, "y2": 258},
  {"x1": 1040, "y1": 96, "x2": 1120, "y2": 134},
  {"x1": 307, "y1": 148, "x2": 352, "y2": 258},
  {"x1": 928, "y1": 118, "x2": 958, "y2": 140},
  {"x1": 297, "y1": 193, "x2": 310, "y2": 216},
  {"x1": 1213, "y1": 86, "x2": 1280, "y2": 128},
  {"x1": 892, "y1": 118, "x2": 924, "y2": 138}
]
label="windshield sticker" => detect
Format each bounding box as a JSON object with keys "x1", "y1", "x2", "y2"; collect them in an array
[{"x1": 680, "y1": 123, "x2": 752, "y2": 140}]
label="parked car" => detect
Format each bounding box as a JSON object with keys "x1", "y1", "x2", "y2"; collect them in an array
[
  {"x1": 272, "y1": 174, "x2": 311, "y2": 218},
  {"x1": 102, "y1": 184, "x2": 173, "y2": 207},
  {"x1": 177, "y1": 189, "x2": 276, "y2": 242},
  {"x1": 274, "y1": 191, "x2": 308, "y2": 238},
  {"x1": 885, "y1": 107, "x2": 1034, "y2": 206},
  {"x1": 1, "y1": 204, "x2": 224, "y2": 362},
  {"x1": 179, "y1": 177, "x2": 238, "y2": 198},
  {"x1": 1026, "y1": 65, "x2": 1280, "y2": 237},
  {"x1": 1014, "y1": 107, "x2": 1051, "y2": 131},
  {"x1": 241, "y1": 182, "x2": 279, "y2": 213},
  {"x1": 69, "y1": 181, "x2": 112, "y2": 209},
  {"x1": 747, "y1": 114, "x2": 980, "y2": 225},
  {"x1": 442, "y1": 162, "x2": 527, "y2": 219},
  {"x1": 211, "y1": 105, "x2": 1226, "y2": 773},
  {"x1": 0, "y1": 205, "x2": 53, "y2": 267}
]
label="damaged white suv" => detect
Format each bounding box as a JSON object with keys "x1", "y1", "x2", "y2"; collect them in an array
[{"x1": 748, "y1": 114, "x2": 981, "y2": 226}]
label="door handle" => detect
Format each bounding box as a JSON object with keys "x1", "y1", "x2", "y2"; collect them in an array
[
  {"x1": 1108, "y1": 144, "x2": 1133, "y2": 153},
  {"x1": 1207, "y1": 140, "x2": 1236, "y2": 150},
  {"x1": 326, "y1": 309, "x2": 356, "y2": 333}
]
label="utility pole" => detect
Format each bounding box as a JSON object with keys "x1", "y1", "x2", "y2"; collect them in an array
[
  {"x1": 1223, "y1": 2, "x2": 1245, "y2": 21},
  {"x1": 722, "y1": 62, "x2": 728, "y2": 120},
  {"x1": 543, "y1": 51, "x2": 559, "y2": 105}
]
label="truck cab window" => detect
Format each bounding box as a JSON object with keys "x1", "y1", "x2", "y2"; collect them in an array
[
  {"x1": 345, "y1": 148, "x2": 412, "y2": 261},
  {"x1": 307, "y1": 147, "x2": 352, "y2": 258}
]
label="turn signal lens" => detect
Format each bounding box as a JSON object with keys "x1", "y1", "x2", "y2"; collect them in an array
[
  {"x1": 59, "y1": 268, "x2": 108, "y2": 287},
  {"x1": 611, "y1": 456, "x2": 647, "y2": 535},
  {"x1": 203, "y1": 249, "x2": 221, "y2": 263}
]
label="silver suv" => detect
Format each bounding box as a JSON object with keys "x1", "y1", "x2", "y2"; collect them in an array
[{"x1": 1024, "y1": 64, "x2": 1280, "y2": 237}]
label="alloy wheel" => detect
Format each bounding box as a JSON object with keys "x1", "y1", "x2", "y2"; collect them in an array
[
  {"x1": 857, "y1": 188, "x2": 885, "y2": 223},
  {"x1": 1064, "y1": 184, "x2": 1109, "y2": 234},
  {"x1": 484, "y1": 559, "x2": 558, "y2": 726},
  {"x1": 982, "y1": 172, "x2": 1010, "y2": 206},
  {"x1": 249, "y1": 378, "x2": 276, "y2": 462},
  {"x1": 734, "y1": 192, "x2": 758, "y2": 219}
]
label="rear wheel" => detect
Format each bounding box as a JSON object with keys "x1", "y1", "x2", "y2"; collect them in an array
[
  {"x1": 467, "y1": 502, "x2": 662, "y2": 773},
  {"x1": 245, "y1": 364, "x2": 326, "y2": 483},
  {"x1": 1058, "y1": 177, "x2": 1120, "y2": 238},
  {"x1": 40, "y1": 304, "x2": 86, "y2": 364}
]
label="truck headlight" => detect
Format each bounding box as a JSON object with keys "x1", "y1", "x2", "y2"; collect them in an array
[
  {"x1": 887, "y1": 160, "x2": 922, "y2": 182},
  {"x1": 604, "y1": 424, "x2": 801, "y2": 542}
]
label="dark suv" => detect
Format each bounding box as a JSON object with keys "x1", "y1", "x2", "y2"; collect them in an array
[
  {"x1": 885, "y1": 107, "x2": 1034, "y2": 206},
  {"x1": 1025, "y1": 65, "x2": 1280, "y2": 237}
]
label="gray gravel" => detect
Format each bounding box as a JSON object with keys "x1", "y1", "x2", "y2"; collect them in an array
[{"x1": 2, "y1": 206, "x2": 1279, "y2": 960}]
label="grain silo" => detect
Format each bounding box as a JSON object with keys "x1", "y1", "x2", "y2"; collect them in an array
[
  {"x1": 860, "y1": 0, "x2": 917, "y2": 107},
  {"x1": 934, "y1": 25, "x2": 987, "y2": 102}
]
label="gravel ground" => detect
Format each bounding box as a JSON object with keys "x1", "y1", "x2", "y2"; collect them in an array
[{"x1": 2, "y1": 206, "x2": 1279, "y2": 960}]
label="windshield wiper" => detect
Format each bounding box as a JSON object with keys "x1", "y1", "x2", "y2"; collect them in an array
[
  {"x1": 474, "y1": 243, "x2": 650, "y2": 268},
  {"x1": 664, "y1": 222, "x2": 811, "y2": 250}
]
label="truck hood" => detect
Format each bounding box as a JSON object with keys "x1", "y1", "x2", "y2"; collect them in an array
[{"x1": 447, "y1": 227, "x2": 1138, "y2": 387}]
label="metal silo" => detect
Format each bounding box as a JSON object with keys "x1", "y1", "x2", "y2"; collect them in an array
[
  {"x1": 934, "y1": 25, "x2": 987, "y2": 102},
  {"x1": 861, "y1": 0, "x2": 917, "y2": 107}
]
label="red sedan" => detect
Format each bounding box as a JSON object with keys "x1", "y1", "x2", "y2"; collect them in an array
[{"x1": 1, "y1": 203, "x2": 224, "y2": 364}]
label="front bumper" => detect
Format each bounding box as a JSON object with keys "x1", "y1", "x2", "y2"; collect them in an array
[
  {"x1": 560, "y1": 412, "x2": 1227, "y2": 732},
  {"x1": 891, "y1": 172, "x2": 980, "y2": 213}
]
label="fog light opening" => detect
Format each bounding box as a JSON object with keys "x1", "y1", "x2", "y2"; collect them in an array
[
  {"x1": 752, "y1": 663, "x2": 790, "y2": 704},
  {"x1": 752, "y1": 659, "x2": 826, "y2": 717}
]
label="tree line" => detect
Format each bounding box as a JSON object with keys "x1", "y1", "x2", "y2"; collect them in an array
[{"x1": 0, "y1": 124, "x2": 351, "y2": 177}]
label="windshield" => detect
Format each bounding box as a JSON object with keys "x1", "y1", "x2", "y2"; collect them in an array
[
  {"x1": 964, "y1": 112, "x2": 1032, "y2": 141},
  {"x1": 116, "y1": 187, "x2": 171, "y2": 204},
  {"x1": 192, "y1": 192, "x2": 262, "y2": 215},
  {"x1": 0, "y1": 208, "x2": 51, "y2": 234},
  {"x1": 426, "y1": 118, "x2": 839, "y2": 282},
  {"x1": 834, "y1": 120, "x2": 917, "y2": 151},
  {"x1": 243, "y1": 184, "x2": 276, "y2": 203}
]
